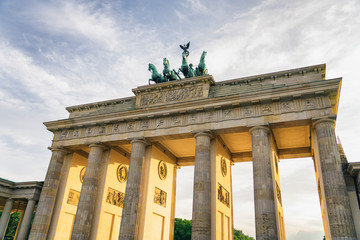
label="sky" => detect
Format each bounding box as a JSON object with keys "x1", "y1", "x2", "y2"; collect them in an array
[{"x1": 1, "y1": 0, "x2": 360, "y2": 239}]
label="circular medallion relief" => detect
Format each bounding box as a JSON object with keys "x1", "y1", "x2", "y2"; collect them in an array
[
  {"x1": 80, "y1": 167, "x2": 86, "y2": 183},
  {"x1": 221, "y1": 157, "x2": 227, "y2": 177},
  {"x1": 117, "y1": 165, "x2": 128, "y2": 183},
  {"x1": 158, "y1": 161, "x2": 167, "y2": 180}
]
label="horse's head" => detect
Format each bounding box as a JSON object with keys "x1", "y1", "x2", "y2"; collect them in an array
[
  {"x1": 148, "y1": 63, "x2": 155, "y2": 72},
  {"x1": 182, "y1": 51, "x2": 188, "y2": 59},
  {"x1": 163, "y1": 58, "x2": 169, "y2": 66},
  {"x1": 201, "y1": 51, "x2": 207, "y2": 59}
]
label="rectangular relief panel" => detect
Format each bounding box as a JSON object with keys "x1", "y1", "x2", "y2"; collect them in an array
[
  {"x1": 217, "y1": 183, "x2": 230, "y2": 207},
  {"x1": 154, "y1": 187, "x2": 167, "y2": 207},
  {"x1": 106, "y1": 187, "x2": 125, "y2": 208},
  {"x1": 67, "y1": 189, "x2": 80, "y2": 206}
]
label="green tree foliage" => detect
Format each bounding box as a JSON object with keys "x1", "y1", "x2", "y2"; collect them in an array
[
  {"x1": 233, "y1": 229, "x2": 255, "y2": 240},
  {"x1": 174, "y1": 218, "x2": 192, "y2": 240},
  {"x1": 174, "y1": 218, "x2": 254, "y2": 240},
  {"x1": 4, "y1": 212, "x2": 21, "y2": 240}
]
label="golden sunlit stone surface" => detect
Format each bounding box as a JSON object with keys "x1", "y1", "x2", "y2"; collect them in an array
[{"x1": 24, "y1": 64, "x2": 359, "y2": 239}]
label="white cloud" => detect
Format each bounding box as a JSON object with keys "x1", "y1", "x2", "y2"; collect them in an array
[
  {"x1": 1, "y1": 0, "x2": 360, "y2": 237},
  {"x1": 180, "y1": 0, "x2": 209, "y2": 14},
  {"x1": 288, "y1": 230, "x2": 323, "y2": 240},
  {"x1": 31, "y1": 1, "x2": 121, "y2": 51}
]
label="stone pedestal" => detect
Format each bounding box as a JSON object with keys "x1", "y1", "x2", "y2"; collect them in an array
[
  {"x1": 313, "y1": 119, "x2": 357, "y2": 239},
  {"x1": 29, "y1": 147, "x2": 67, "y2": 240},
  {"x1": 0, "y1": 198, "x2": 14, "y2": 239},
  {"x1": 17, "y1": 198, "x2": 36, "y2": 240},
  {"x1": 191, "y1": 132, "x2": 212, "y2": 240},
  {"x1": 119, "y1": 139, "x2": 148, "y2": 240},
  {"x1": 71, "y1": 143, "x2": 105, "y2": 240},
  {"x1": 250, "y1": 126, "x2": 278, "y2": 240}
]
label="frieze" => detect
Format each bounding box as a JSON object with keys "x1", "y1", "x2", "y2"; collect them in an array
[
  {"x1": 60, "y1": 130, "x2": 68, "y2": 140},
  {"x1": 67, "y1": 189, "x2": 80, "y2": 206},
  {"x1": 188, "y1": 113, "x2": 200, "y2": 124},
  {"x1": 106, "y1": 188, "x2": 125, "y2": 208},
  {"x1": 223, "y1": 109, "x2": 234, "y2": 119},
  {"x1": 156, "y1": 118, "x2": 165, "y2": 128},
  {"x1": 262, "y1": 104, "x2": 273, "y2": 114},
  {"x1": 98, "y1": 126, "x2": 106, "y2": 134},
  {"x1": 275, "y1": 182, "x2": 282, "y2": 205},
  {"x1": 220, "y1": 157, "x2": 227, "y2": 177},
  {"x1": 154, "y1": 187, "x2": 167, "y2": 207},
  {"x1": 127, "y1": 122, "x2": 136, "y2": 131},
  {"x1": 85, "y1": 127, "x2": 94, "y2": 137},
  {"x1": 139, "y1": 85, "x2": 204, "y2": 107},
  {"x1": 53, "y1": 96, "x2": 331, "y2": 142},
  {"x1": 217, "y1": 183, "x2": 230, "y2": 207},
  {"x1": 171, "y1": 116, "x2": 182, "y2": 126},
  {"x1": 241, "y1": 106, "x2": 254, "y2": 117},
  {"x1": 281, "y1": 101, "x2": 293, "y2": 112},
  {"x1": 73, "y1": 129, "x2": 80, "y2": 138},
  {"x1": 205, "y1": 111, "x2": 215, "y2": 121},
  {"x1": 141, "y1": 120, "x2": 150, "y2": 129}
]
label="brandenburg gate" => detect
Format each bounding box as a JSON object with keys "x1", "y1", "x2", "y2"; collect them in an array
[{"x1": 27, "y1": 63, "x2": 358, "y2": 239}]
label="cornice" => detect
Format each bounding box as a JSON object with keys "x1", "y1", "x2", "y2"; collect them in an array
[
  {"x1": 43, "y1": 78, "x2": 340, "y2": 132},
  {"x1": 213, "y1": 63, "x2": 325, "y2": 86}
]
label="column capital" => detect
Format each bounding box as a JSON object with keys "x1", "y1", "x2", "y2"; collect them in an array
[
  {"x1": 312, "y1": 118, "x2": 336, "y2": 128},
  {"x1": 88, "y1": 142, "x2": 109, "y2": 151},
  {"x1": 249, "y1": 125, "x2": 270, "y2": 135},
  {"x1": 193, "y1": 130, "x2": 213, "y2": 139},
  {"x1": 48, "y1": 146, "x2": 68, "y2": 154},
  {"x1": 347, "y1": 162, "x2": 360, "y2": 176},
  {"x1": 129, "y1": 137, "x2": 150, "y2": 146}
]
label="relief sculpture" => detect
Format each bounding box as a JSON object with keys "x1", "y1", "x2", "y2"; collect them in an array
[
  {"x1": 67, "y1": 189, "x2": 80, "y2": 206},
  {"x1": 154, "y1": 187, "x2": 167, "y2": 207},
  {"x1": 217, "y1": 183, "x2": 230, "y2": 207},
  {"x1": 276, "y1": 182, "x2": 282, "y2": 205},
  {"x1": 140, "y1": 86, "x2": 203, "y2": 106},
  {"x1": 106, "y1": 188, "x2": 125, "y2": 208}
]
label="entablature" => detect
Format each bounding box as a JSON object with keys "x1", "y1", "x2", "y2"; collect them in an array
[{"x1": 44, "y1": 77, "x2": 340, "y2": 133}]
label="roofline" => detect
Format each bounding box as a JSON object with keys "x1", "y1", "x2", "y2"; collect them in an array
[{"x1": 64, "y1": 63, "x2": 326, "y2": 113}]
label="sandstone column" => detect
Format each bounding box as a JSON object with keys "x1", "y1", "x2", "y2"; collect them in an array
[
  {"x1": 71, "y1": 143, "x2": 105, "y2": 240},
  {"x1": 29, "y1": 147, "x2": 67, "y2": 240},
  {"x1": 249, "y1": 126, "x2": 278, "y2": 240},
  {"x1": 313, "y1": 119, "x2": 357, "y2": 239},
  {"x1": 119, "y1": 138, "x2": 148, "y2": 240},
  {"x1": 191, "y1": 132, "x2": 212, "y2": 240},
  {"x1": 17, "y1": 198, "x2": 36, "y2": 240},
  {"x1": 0, "y1": 198, "x2": 14, "y2": 239}
]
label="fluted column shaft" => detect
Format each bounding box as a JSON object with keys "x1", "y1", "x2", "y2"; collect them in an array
[
  {"x1": 71, "y1": 143, "x2": 105, "y2": 240},
  {"x1": 0, "y1": 198, "x2": 14, "y2": 239},
  {"x1": 29, "y1": 147, "x2": 67, "y2": 240},
  {"x1": 250, "y1": 126, "x2": 278, "y2": 240},
  {"x1": 191, "y1": 132, "x2": 212, "y2": 240},
  {"x1": 17, "y1": 198, "x2": 36, "y2": 240},
  {"x1": 313, "y1": 119, "x2": 357, "y2": 239},
  {"x1": 119, "y1": 139, "x2": 147, "y2": 240}
]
